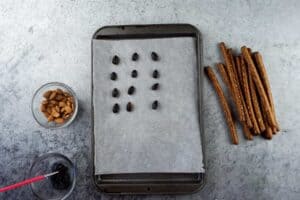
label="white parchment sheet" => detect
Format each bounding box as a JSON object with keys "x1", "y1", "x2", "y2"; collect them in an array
[{"x1": 93, "y1": 37, "x2": 204, "y2": 174}]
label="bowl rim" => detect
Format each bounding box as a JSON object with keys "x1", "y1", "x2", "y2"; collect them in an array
[
  {"x1": 29, "y1": 152, "x2": 76, "y2": 200},
  {"x1": 31, "y1": 82, "x2": 78, "y2": 129}
]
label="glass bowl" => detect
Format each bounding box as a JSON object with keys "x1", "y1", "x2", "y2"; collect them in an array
[
  {"x1": 32, "y1": 82, "x2": 78, "y2": 129},
  {"x1": 29, "y1": 153, "x2": 76, "y2": 200}
]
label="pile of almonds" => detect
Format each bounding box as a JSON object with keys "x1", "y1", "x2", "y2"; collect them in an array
[{"x1": 40, "y1": 88, "x2": 75, "y2": 124}]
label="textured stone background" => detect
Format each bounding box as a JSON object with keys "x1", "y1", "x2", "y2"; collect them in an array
[{"x1": 0, "y1": 0, "x2": 299, "y2": 199}]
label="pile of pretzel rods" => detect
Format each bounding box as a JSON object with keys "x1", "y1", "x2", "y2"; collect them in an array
[{"x1": 205, "y1": 42, "x2": 279, "y2": 144}]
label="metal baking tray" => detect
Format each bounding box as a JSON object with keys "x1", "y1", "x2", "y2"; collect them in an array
[{"x1": 91, "y1": 24, "x2": 205, "y2": 194}]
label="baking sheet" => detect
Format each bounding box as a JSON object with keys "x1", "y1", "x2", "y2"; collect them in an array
[{"x1": 93, "y1": 37, "x2": 204, "y2": 174}]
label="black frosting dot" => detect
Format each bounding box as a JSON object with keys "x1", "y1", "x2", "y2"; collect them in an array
[
  {"x1": 128, "y1": 86, "x2": 135, "y2": 95},
  {"x1": 112, "y1": 103, "x2": 120, "y2": 113},
  {"x1": 110, "y1": 72, "x2": 118, "y2": 81},
  {"x1": 126, "y1": 102, "x2": 133, "y2": 112},
  {"x1": 112, "y1": 55, "x2": 120, "y2": 65},
  {"x1": 131, "y1": 70, "x2": 138, "y2": 78},
  {"x1": 151, "y1": 52, "x2": 159, "y2": 61},
  {"x1": 132, "y1": 53, "x2": 139, "y2": 61}
]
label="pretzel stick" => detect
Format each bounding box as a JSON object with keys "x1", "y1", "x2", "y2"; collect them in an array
[
  {"x1": 205, "y1": 66, "x2": 239, "y2": 145},
  {"x1": 253, "y1": 52, "x2": 279, "y2": 131},
  {"x1": 241, "y1": 57, "x2": 260, "y2": 134},
  {"x1": 242, "y1": 123, "x2": 253, "y2": 140},
  {"x1": 217, "y1": 63, "x2": 231, "y2": 89},
  {"x1": 264, "y1": 126, "x2": 273, "y2": 139},
  {"x1": 217, "y1": 63, "x2": 252, "y2": 140},
  {"x1": 241, "y1": 46, "x2": 276, "y2": 127},
  {"x1": 262, "y1": 111, "x2": 273, "y2": 139},
  {"x1": 228, "y1": 49, "x2": 246, "y2": 122},
  {"x1": 217, "y1": 62, "x2": 245, "y2": 118},
  {"x1": 228, "y1": 49, "x2": 239, "y2": 81},
  {"x1": 249, "y1": 76, "x2": 266, "y2": 133},
  {"x1": 220, "y1": 43, "x2": 245, "y2": 122},
  {"x1": 235, "y1": 56, "x2": 243, "y2": 85},
  {"x1": 235, "y1": 56, "x2": 253, "y2": 128}
]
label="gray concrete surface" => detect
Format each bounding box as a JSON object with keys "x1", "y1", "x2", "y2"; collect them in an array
[{"x1": 0, "y1": 0, "x2": 299, "y2": 199}]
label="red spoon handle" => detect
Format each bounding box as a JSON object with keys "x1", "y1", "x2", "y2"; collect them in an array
[{"x1": 0, "y1": 175, "x2": 45, "y2": 193}]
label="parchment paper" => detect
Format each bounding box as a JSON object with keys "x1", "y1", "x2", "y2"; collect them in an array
[{"x1": 93, "y1": 37, "x2": 204, "y2": 174}]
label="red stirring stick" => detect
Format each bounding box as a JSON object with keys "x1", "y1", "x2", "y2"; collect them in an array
[{"x1": 0, "y1": 171, "x2": 59, "y2": 193}]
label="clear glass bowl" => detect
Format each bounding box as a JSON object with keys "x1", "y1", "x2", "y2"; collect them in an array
[
  {"x1": 32, "y1": 82, "x2": 78, "y2": 129},
  {"x1": 29, "y1": 153, "x2": 76, "y2": 200}
]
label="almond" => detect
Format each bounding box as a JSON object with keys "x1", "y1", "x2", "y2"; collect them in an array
[
  {"x1": 49, "y1": 91, "x2": 57, "y2": 100},
  {"x1": 40, "y1": 104, "x2": 46, "y2": 112},
  {"x1": 55, "y1": 118, "x2": 64, "y2": 124},
  {"x1": 68, "y1": 97, "x2": 74, "y2": 103},
  {"x1": 63, "y1": 114, "x2": 70, "y2": 119},
  {"x1": 55, "y1": 106, "x2": 60, "y2": 112},
  {"x1": 63, "y1": 92, "x2": 70, "y2": 97},
  {"x1": 50, "y1": 100, "x2": 57, "y2": 105},
  {"x1": 66, "y1": 101, "x2": 71, "y2": 106},
  {"x1": 55, "y1": 94, "x2": 64, "y2": 101},
  {"x1": 59, "y1": 101, "x2": 66, "y2": 107},
  {"x1": 42, "y1": 100, "x2": 48, "y2": 105},
  {"x1": 47, "y1": 107, "x2": 52, "y2": 115},
  {"x1": 56, "y1": 88, "x2": 63, "y2": 94},
  {"x1": 43, "y1": 90, "x2": 52, "y2": 99},
  {"x1": 51, "y1": 109, "x2": 60, "y2": 118},
  {"x1": 64, "y1": 106, "x2": 72, "y2": 114},
  {"x1": 47, "y1": 115, "x2": 54, "y2": 122},
  {"x1": 44, "y1": 112, "x2": 50, "y2": 118}
]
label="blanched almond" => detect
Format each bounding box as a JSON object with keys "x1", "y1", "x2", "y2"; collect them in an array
[
  {"x1": 47, "y1": 107, "x2": 52, "y2": 115},
  {"x1": 44, "y1": 112, "x2": 50, "y2": 118},
  {"x1": 64, "y1": 106, "x2": 72, "y2": 114},
  {"x1": 49, "y1": 91, "x2": 57, "y2": 100},
  {"x1": 68, "y1": 97, "x2": 74, "y2": 104},
  {"x1": 55, "y1": 95, "x2": 64, "y2": 101},
  {"x1": 50, "y1": 100, "x2": 57, "y2": 105},
  {"x1": 55, "y1": 118, "x2": 64, "y2": 124},
  {"x1": 59, "y1": 101, "x2": 66, "y2": 107},
  {"x1": 51, "y1": 110, "x2": 60, "y2": 118},
  {"x1": 55, "y1": 106, "x2": 60, "y2": 112},
  {"x1": 40, "y1": 104, "x2": 46, "y2": 112},
  {"x1": 63, "y1": 92, "x2": 70, "y2": 97},
  {"x1": 66, "y1": 101, "x2": 71, "y2": 106},
  {"x1": 48, "y1": 115, "x2": 54, "y2": 122},
  {"x1": 56, "y1": 88, "x2": 63, "y2": 94},
  {"x1": 43, "y1": 90, "x2": 52, "y2": 98},
  {"x1": 63, "y1": 114, "x2": 70, "y2": 119}
]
